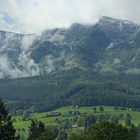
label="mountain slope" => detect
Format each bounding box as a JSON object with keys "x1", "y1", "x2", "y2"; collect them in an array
[
  {"x1": 1, "y1": 69, "x2": 140, "y2": 113},
  {"x1": 1, "y1": 17, "x2": 140, "y2": 113}
]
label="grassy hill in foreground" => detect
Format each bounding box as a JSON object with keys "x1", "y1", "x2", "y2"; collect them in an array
[{"x1": 13, "y1": 106, "x2": 140, "y2": 139}]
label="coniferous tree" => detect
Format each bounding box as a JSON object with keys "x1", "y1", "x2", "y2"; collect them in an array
[
  {"x1": 93, "y1": 107, "x2": 97, "y2": 113},
  {"x1": 57, "y1": 129, "x2": 67, "y2": 140},
  {"x1": 0, "y1": 99, "x2": 17, "y2": 140},
  {"x1": 99, "y1": 106, "x2": 104, "y2": 112},
  {"x1": 125, "y1": 113, "x2": 132, "y2": 127},
  {"x1": 28, "y1": 119, "x2": 57, "y2": 140},
  {"x1": 85, "y1": 115, "x2": 97, "y2": 128},
  {"x1": 28, "y1": 119, "x2": 45, "y2": 140}
]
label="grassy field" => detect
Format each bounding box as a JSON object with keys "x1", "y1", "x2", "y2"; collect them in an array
[{"x1": 13, "y1": 106, "x2": 140, "y2": 138}]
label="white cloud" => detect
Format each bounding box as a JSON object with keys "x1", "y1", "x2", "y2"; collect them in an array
[
  {"x1": 0, "y1": 13, "x2": 14, "y2": 31},
  {"x1": 0, "y1": 0, "x2": 140, "y2": 34}
]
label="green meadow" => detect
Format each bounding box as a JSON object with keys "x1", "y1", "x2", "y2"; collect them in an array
[{"x1": 13, "y1": 106, "x2": 140, "y2": 138}]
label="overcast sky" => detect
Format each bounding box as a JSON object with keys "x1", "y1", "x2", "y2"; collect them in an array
[{"x1": 0, "y1": 0, "x2": 140, "y2": 34}]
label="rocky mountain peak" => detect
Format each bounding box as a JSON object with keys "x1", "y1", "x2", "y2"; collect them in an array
[{"x1": 97, "y1": 16, "x2": 139, "y2": 42}]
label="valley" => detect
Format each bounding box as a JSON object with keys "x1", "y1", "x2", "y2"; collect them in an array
[
  {"x1": 13, "y1": 106, "x2": 140, "y2": 139},
  {"x1": 1, "y1": 16, "x2": 140, "y2": 139}
]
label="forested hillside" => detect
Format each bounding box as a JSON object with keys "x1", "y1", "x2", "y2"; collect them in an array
[{"x1": 0, "y1": 68, "x2": 140, "y2": 114}]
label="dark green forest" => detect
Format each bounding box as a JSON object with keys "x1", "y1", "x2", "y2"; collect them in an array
[{"x1": 0, "y1": 68, "x2": 140, "y2": 114}]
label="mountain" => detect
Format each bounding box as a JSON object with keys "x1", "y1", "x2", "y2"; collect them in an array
[
  {"x1": 1, "y1": 17, "x2": 140, "y2": 113},
  {"x1": 98, "y1": 16, "x2": 139, "y2": 42},
  {"x1": 0, "y1": 16, "x2": 140, "y2": 78}
]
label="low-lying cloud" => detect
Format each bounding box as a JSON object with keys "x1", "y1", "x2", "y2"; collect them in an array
[
  {"x1": 0, "y1": 34, "x2": 40, "y2": 79},
  {"x1": 0, "y1": 0, "x2": 140, "y2": 34}
]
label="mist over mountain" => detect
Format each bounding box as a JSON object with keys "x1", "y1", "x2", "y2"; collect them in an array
[{"x1": 0, "y1": 16, "x2": 140, "y2": 79}]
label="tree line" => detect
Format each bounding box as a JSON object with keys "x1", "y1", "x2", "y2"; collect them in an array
[{"x1": 1, "y1": 99, "x2": 140, "y2": 140}]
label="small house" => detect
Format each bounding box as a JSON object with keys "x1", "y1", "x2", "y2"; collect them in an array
[
  {"x1": 72, "y1": 124, "x2": 78, "y2": 128},
  {"x1": 50, "y1": 112, "x2": 61, "y2": 117}
]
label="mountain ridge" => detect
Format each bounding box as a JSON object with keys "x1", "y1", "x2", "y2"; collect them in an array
[{"x1": 0, "y1": 16, "x2": 140, "y2": 79}]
